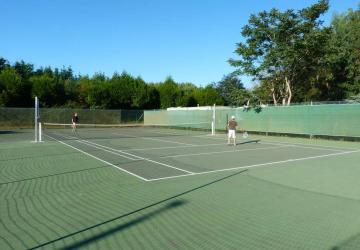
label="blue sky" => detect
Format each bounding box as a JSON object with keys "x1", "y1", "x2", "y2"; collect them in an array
[{"x1": 1, "y1": 0, "x2": 359, "y2": 88}]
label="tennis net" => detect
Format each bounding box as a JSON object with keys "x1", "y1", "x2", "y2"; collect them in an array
[{"x1": 41, "y1": 122, "x2": 212, "y2": 141}]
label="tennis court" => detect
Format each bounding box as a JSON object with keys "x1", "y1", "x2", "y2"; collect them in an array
[{"x1": 1, "y1": 124, "x2": 360, "y2": 250}]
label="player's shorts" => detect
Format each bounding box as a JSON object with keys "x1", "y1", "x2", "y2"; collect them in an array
[{"x1": 228, "y1": 130, "x2": 236, "y2": 138}]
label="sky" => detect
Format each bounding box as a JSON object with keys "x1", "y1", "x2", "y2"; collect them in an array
[{"x1": 1, "y1": 0, "x2": 359, "y2": 88}]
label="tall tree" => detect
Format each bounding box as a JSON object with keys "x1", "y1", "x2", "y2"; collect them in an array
[
  {"x1": 0, "y1": 68, "x2": 22, "y2": 106},
  {"x1": 0, "y1": 57, "x2": 9, "y2": 72},
  {"x1": 175, "y1": 83, "x2": 198, "y2": 107},
  {"x1": 157, "y1": 77, "x2": 180, "y2": 108},
  {"x1": 131, "y1": 76, "x2": 150, "y2": 108},
  {"x1": 84, "y1": 73, "x2": 110, "y2": 108},
  {"x1": 14, "y1": 60, "x2": 34, "y2": 79},
  {"x1": 30, "y1": 72, "x2": 65, "y2": 107},
  {"x1": 194, "y1": 85, "x2": 225, "y2": 106},
  {"x1": 330, "y1": 6, "x2": 360, "y2": 99},
  {"x1": 230, "y1": 0, "x2": 330, "y2": 105},
  {"x1": 143, "y1": 84, "x2": 160, "y2": 109},
  {"x1": 216, "y1": 75, "x2": 249, "y2": 106}
]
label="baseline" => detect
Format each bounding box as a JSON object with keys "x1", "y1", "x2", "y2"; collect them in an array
[
  {"x1": 196, "y1": 134, "x2": 357, "y2": 151},
  {"x1": 159, "y1": 145, "x2": 289, "y2": 158},
  {"x1": 147, "y1": 149, "x2": 360, "y2": 182},
  {"x1": 122, "y1": 143, "x2": 227, "y2": 152}
]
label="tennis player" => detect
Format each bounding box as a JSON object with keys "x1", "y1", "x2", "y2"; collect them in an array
[
  {"x1": 227, "y1": 115, "x2": 237, "y2": 146},
  {"x1": 71, "y1": 112, "x2": 79, "y2": 132}
]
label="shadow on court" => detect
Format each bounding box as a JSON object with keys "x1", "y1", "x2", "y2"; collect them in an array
[
  {"x1": 331, "y1": 232, "x2": 360, "y2": 250},
  {"x1": 60, "y1": 200, "x2": 186, "y2": 250},
  {"x1": 0, "y1": 130, "x2": 14, "y2": 134},
  {"x1": 236, "y1": 140, "x2": 261, "y2": 145},
  {"x1": 0, "y1": 130, "x2": 26, "y2": 134},
  {"x1": 28, "y1": 169, "x2": 248, "y2": 250}
]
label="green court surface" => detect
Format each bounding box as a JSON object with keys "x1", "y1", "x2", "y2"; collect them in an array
[{"x1": 1, "y1": 128, "x2": 360, "y2": 250}]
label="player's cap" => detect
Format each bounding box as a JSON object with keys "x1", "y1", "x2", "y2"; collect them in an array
[{"x1": 231, "y1": 115, "x2": 235, "y2": 119}]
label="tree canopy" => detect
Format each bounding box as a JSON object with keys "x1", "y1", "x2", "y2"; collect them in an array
[
  {"x1": 0, "y1": 61, "x2": 224, "y2": 109},
  {"x1": 230, "y1": 0, "x2": 360, "y2": 105}
]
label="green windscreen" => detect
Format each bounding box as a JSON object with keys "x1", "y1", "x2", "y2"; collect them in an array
[
  {"x1": 226, "y1": 104, "x2": 360, "y2": 137},
  {"x1": 0, "y1": 108, "x2": 35, "y2": 129},
  {"x1": 145, "y1": 104, "x2": 360, "y2": 138},
  {"x1": 2, "y1": 104, "x2": 359, "y2": 138},
  {"x1": 40, "y1": 108, "x2": 143, "y2": 124},
  {"x1": 144, "y1": 109, "x2": 213, "y2": 125}
]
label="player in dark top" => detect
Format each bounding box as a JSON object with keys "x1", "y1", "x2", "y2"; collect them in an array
[
  {"x1": 72, "y1": 113, "x2": 79, "y2": 132},
  {"x1": 227, "y1": 115, "x2": 237, "y2": 146}
]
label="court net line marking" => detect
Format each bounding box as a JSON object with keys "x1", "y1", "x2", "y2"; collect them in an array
[
  {"x1": 58, "y1": 133, "x2": 194, "y2": 174},
  {"x1": 196, "y1": 134, "x2": 356, "y2": 151},
  {"x1": 147, "y1": 149, "x2": 360, "y2": 182},
  {"x1": 45, "y1": 134, "x2": 149, "y2": 181},
  {"x1": 122, "y1": 143, "x2": 227, "y2": 152},
  {"x1": 144, "y1": 137, "x2": 195, "y2": 146},
  {"x1": 112, "y1": 132, "x2": 196, "y2": 146},
  {"x1": 260, "y1": 141, "x2": 347, "y2": 152},
  {"x1": 160, "y1": 145, "x2": 289, "y2": 158},
  {"x1": 140, "y1": 129, "x2": 210, "y2": 137},
  {"x1": 134, "y1": 129, "x2": 213, "y2": 139},
  {"x1": 261, "y1": 139, "x2": 359, "y2": 151}
]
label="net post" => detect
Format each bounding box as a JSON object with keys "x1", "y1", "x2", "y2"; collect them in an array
[
  {"x1": 34, "y1": 96, "x2": 39, "y2": 142},
  {"x1": 211, "y1": 104, "x2": 216, "y2": 135},
  {"x1": 38, "y1": 122, "x2": 42, "y2": 142}
]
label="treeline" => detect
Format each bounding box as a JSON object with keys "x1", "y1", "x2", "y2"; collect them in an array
[
  {"x1": 0, "y1": 0, "x2": 359, "y2": 108},
  {"x1": 0, "y1": 60, "x2": 226, "y2": 109}
]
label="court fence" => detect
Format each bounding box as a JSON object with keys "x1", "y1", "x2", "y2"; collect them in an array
[
  {"x1": 144, "y1": 104, "x2": 360, "y2": 139},
  {"x1": 0, "y1": 108, "x2": 143, "y2": 129},
  {"x1": 1, "y1": 103, "x2": 360, "y2": 140}
]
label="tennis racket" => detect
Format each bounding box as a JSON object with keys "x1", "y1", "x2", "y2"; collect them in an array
[{"x1": 242, "y1": 131, "x2": 248, "y2": 139}]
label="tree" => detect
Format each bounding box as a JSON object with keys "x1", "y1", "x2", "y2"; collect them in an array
[
  {"x1": 14, "y1": 60, "x2": 34, "y2": 79},
  {"x1": 0, "y1": 68, "x2": 22, "y2": 106},
  {"x1": 230, "y1": 0, "x2": 330, "y2": 105},
  {"x1": 194, "y1": 85, "x2": 225, "y2": 106},
  {"x1": 330, "y1": 6, "x2": 360, "y2": 98},
  {"x1": 143, "y1": 84, "x2": 160, "y2": 109},
  {"x1": 0, "y1": 57, "x2": 9, "y2": 72},
  {"x1": 175, "y1": 83, "x2": 198, "y2": 107},
  {"x1": 107, "y1": 72, "x2": 134, "y2": 109},
  {"x1": 83, "y1": 73, "x2": 110, "y2": 108},
  {"x1": 157, "y1": 77, "x2": 180, "y2": 108},
  {"x1": 216, "y1": 75, "x2": 249, "y2": 106},
  {"x1": 30, "y1": 73, "x2": 65, "y2": 107},
  {"x1": 250, "y1": 83, "x2": 272, "y2": 105},
  {"x1": 131, "y1": 76, "x2": 150, "y2": 108}
]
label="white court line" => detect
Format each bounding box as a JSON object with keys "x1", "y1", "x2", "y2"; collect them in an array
[
  {"x1": 260, "y1": 141, "x2": 347, "y2": 152},
  {"x1": 123, "y1": 143, "x2": 227, "y2": 152},
  {"x1": 143, "y1": 137, "x2": 195, "y2": 146},
  {"x1": 146, "y1": 129, "x2": 212, "y2": 137},
  {"x1": 45, "y1": 134, "x2": 149, "y2": 181},
  {"x1": 160, "y1": 145, "x2": 289, "y2": 158},
  {"x1": 57, "y1": 133, "x2": 139, "y2": 161},
  {"x1": 112, "y1": 132, "x2": 195, "y2": 146},
  {"x1": 196, "y1": 134, "x2": 358, "y2": 151},
  {"x1": 145, "y1": 130, "x2": 191, "y2": 136},
  {"x1": 147, "y1": 149, "x2": 360, "y2": 182},
  {"x1": 63, "y1": 134, "x2": 194, "y2": 174},
  {"x1": 260, "y1": 140, "x2": 357, "y2": 151}
]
